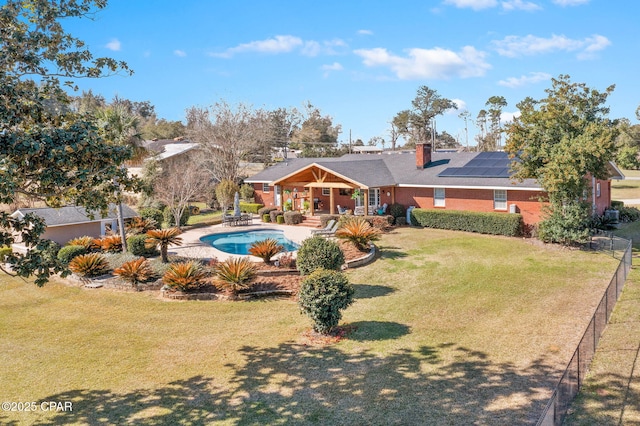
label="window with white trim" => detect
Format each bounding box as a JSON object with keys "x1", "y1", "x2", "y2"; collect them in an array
[
  {"x1": 494, "y1": 189, "x2": 507, "y2": 210},
  {"x1": 434, "y1": 188, "x2": 445, "y2": 207},
  {"x1": 596, "y1": 182, "x2": 601, "y2": 197},
  {"x1": 322, "y1": 187, "x2": 330, "y2": 196},
  {"x1": 262, "y1": 183, "x2": 270, "y2": 193}
]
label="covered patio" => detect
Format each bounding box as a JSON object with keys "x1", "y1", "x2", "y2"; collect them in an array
[{"x1": 271, "y1": 163, "x2": 396, "y2": 216}]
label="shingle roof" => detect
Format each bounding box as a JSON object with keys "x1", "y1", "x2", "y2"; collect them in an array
[
  {"x1": 246, "y1": 151, "x2": 542, "y2": 190},
  {"x1": 11, "y1": 204, "x2": 138, "y2": 227}
]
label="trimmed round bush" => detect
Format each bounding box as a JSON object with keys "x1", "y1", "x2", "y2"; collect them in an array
[
  {"x1": 258, "y1": 207, "x2": 278, "y2": 217},
  {"x1": 269, "y1": 210, "x2": 283, "y2": 223},
  {"x1": 298, "y1": 268, "x2": 354, "y2": 334},
  {"x1": 276, "y1": 215, "x2": 285, "y2": 224},
  {"x1": 283, "y1": 211, "x2": 302, "y2": 225},
  {"x1": 127, "y1": 234, "x2": 159, "y2": 257},
  {"x1": 139, "y1": 207, "x2": 164, "y2": 226},
  {"x1": 297, "y1": 236, "x2": 345, "y2": 275},
  {"x1": 262, "y1": 213, "x2": 271, "y2": 223},
  {"x1": 57, "y1": 245, "x2": 87, "y2": 265},
  {"x1": 389, "y1": 203, "x2": 405, "y2": 220}
]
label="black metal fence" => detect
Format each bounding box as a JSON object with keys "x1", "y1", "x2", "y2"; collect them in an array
[{"x1": 536, "y1": 235, "x2": 633, "y2": 425}]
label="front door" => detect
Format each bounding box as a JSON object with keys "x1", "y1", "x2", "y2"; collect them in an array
[
  {"x1": 368, "y1": 188, "x2": 380, "y2": 210},
  {"x1": 275, "y1": 185, "x2": 281, "y2": 207}
]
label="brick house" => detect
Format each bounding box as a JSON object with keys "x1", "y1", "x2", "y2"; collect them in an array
[{"x1": 245, "y1": 144, "x2": 623, "y2": 226}]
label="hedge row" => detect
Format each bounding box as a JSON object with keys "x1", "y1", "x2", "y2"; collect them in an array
[
  {"x1": 239, "y1": 202, "x2": 264, "y2": 214},
  {"x1": 410, "y1": 208, "x2": 524, "y2": 237}
]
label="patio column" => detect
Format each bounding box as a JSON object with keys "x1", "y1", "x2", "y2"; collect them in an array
[
  {"x1": 329, "y1": 189, "x2": 335, "y2": 216},
  {"x1": 309, "y1": 187, "x2": 315, "y2": 216}
]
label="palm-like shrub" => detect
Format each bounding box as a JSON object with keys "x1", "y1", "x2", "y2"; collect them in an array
[
  {"x1": 162, "y1": 261, "x2": 209, "y2": 292},
  {"x1": 214, "y1": 257, "x2": 257, "y2": 298},
  {"x1": 163, "y1": 261, "x2": 206, "y2": 291},
  {"x1": 66, "y1": 236, "x2": 95, "y2": 250},
  {"x1": 335, "y1": 217, "x2": 380, "y2": 251},
  {"x1": 69, "y1": 253, "x2": 110, "y2": 278},
  {"x1": 298, "y1": 268, "x2": 354, "y2": 334},
  {"x1": 297, "y1": 236, "x2": 345, "y2": 275},
  {"x1": 146, "y1": 228, "x2": 183, "y2": 263},
  {"x1": 113, "y1": 257, "x2": 153, "y2": 289},
  {"x1": 248, "y1": 238, "x2": 284, "y2": 263},
  {"x1": 125, "y1": 217, "x2": 158, "y2": 235},
  {"x1": 94, "y1": 235, "x2": 123, "y2": 253}
]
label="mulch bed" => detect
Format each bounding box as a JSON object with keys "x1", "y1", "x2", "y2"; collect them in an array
[{"x1": 164, "y1": 241, "x2": 370, "y2": 299}]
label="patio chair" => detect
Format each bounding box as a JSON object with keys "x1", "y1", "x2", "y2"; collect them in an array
[
  {"x1": 377, "y1": 203, "x2": 388, "y2": 215},
  {"x1": 311, "y1": 219, "x2": 336, "y2": 235},
  {"x1": 337, "y1": 205, "x2": 348, "y2": 215},
  {"x1": 315, "y1": 221, "x2": 339, "y2": 237}
]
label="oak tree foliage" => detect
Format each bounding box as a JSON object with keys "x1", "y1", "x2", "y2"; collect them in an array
[
  {"x1": 505, "y1": 75, "x2": 619, "y2": 243},
  {"x1": 0, "y1": 0, "x2": 137, "y2": 285}
]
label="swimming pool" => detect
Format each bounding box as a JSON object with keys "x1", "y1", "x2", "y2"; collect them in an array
[{"x1": 199, "y1": 229, "x2": 300, "y2": 255}]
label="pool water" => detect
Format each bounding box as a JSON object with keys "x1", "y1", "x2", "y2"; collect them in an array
[{"x1": 199, "y1": 229, "x2": 300, "y2": 255}]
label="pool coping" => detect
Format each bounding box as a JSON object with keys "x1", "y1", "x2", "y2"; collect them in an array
[{"x1": 169, "y1": 220, "x2": 314, "y2": 262}]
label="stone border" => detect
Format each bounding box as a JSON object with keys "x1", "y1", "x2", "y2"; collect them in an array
[{"x1": 344, "y1": 243, "x2": 376, "y2": 269}]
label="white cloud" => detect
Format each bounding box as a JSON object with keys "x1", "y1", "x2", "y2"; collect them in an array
[
  {"x1": 498, "y1": 71, "x2": 551, "y2": 88},
  {"x1": 302, "y1": 39, "x2": 347, "y2": 57},
  {"x1": 501, "y1": 111, "x2": 520, "y2": 123},
  {"x1": 174, "y1": 49, "x2": 187, "y2": 57},
  {"x1": 212, "y1": 35, "x2": 346, "y2": 58},
  {"x1": 492, "y1": 34, "x2": 610, "y2": 59},
  {"x1": 213, "y1": 35, "x2": 303, "y2": 58},
  {"x1": 445, "y1": 0, "x2": 542, "y2": 11},
  {"x1": 501, "y1": 0, "x2": 542, "y2": 11},
  {"x1": 354, "y1": 46, "x2": 491, "y2": 80},
  {"x1": 358, "y1": 29, "x2": 374, "y2": 36},
  {"x1": 443, "y1": 0, "x2": 498, "y2": 10},
  {"x1": 322, "y1": 62, "x2": 343, "y2": 77},
  {"x1": 451, "y1": 99, "x2": 467, "y2": 112},
  {"x1": 552, "y1": 0, "x2": 589, "y2": 6},
  {"x1": 105, "y1": 38, "x2": 121, "y2": 51}
]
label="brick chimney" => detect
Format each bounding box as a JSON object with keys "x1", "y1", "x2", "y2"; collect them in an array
[{"x1": 415, "y1": 142, "x2": 432, "y2": 169}]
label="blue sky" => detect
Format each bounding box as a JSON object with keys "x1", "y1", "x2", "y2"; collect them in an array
[{"x1": 66, "y1": 0, "x2": 639, "y2": 147}]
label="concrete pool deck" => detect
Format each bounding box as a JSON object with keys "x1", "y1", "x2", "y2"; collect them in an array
[{"x1": 168, "y1": 218, "x2": 315, "y2": 262}]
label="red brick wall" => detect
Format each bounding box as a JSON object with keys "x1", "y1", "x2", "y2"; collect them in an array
[
  {"x1": 592, "y1": 178, "x2": 612, "y2": 215},
  {"x1": 253, "y1": 184, "x2": 275, "y2": 207},
  {"x1": 394, "y1": 187, "x2": 546, "y2": 225}
]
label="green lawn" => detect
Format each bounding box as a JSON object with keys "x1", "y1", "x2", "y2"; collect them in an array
[
  {"x1": 0, "y1": 228, "x2": 619, "y2": 425},
  {"x1": 612, "y1": 169, "x2": 640, "y2": 202}
]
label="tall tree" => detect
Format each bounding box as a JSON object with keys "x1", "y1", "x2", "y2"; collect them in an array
[
  {"x1": 0, "y1": 0, "x2": 137, "y2": 285},
  {"x1": 505, "y1": 75, "x2": 619, "y2": 243},
  {"x1": 186, "y1": 101, "x2": 256, "y2": 183},
  {"x1": 409, "y1": 86, "x2": 457, "y2": 144},
  {"x1": 391, "y1": 110, "x2": 411, "y2": 149},
  {"x1": 153, "y1": 156, "x2": 209, "y2": 229},
  {"x1": 95, "y1": 104, "x2": 145, "y2": 163},
  {"x1": 485, "y1": 95, "x2": 508, "y2": 149},
  {"x1": 291, "y1": 103, "x2": 342, "y2": 157}
]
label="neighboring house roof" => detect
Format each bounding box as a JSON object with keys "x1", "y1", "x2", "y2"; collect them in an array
[
  {"x1": 352, "y1": 146, "x2": 383, "y2": 153},
  {"x1": 11, "y1": 204, "x2": 138, "y2": 227},
  {"x1": 246, "y1": 150, "x2": 544, "y2": 191},
  {"x1": 153, "y1": 142, "x2": 199, "y2": 161}
]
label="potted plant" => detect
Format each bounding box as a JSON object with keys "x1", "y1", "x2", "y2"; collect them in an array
[{"x1": 351, "y1": 189, "x2": 362, "y2": 210}]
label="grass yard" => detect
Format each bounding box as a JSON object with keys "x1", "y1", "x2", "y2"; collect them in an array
[
  {"x1": 0, "y1": 228, "x2": 619, "y2": 425},
  {"x1": 612, "y1": 170, "x2": 640, "y2": 203}
]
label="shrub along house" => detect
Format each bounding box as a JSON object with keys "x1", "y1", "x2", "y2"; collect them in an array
[{"x1": 245, "y1": 143, "x2": 623, "y2": 226}]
